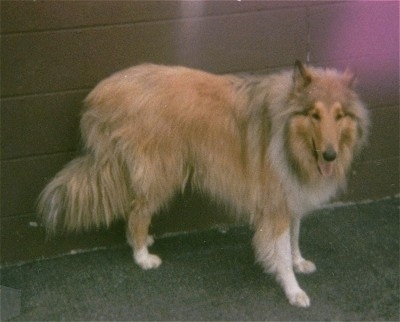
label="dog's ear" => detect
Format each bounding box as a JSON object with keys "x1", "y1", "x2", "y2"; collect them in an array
[
  {"x1": 293, "y1": 60, "x2": 312, "y2": 90},
  {"x1": 343, "y1": 67, "x2": 357, "y2": 88}
]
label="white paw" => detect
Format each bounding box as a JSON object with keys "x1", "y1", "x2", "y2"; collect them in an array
[
  {"x1": 134, "y1": 248, "x2": 162, "y2": 270},
  {"x1": 287, "y1": 289, "x2": 311, "y2": 308},
  {"x1": 137, "y1": 254, "x2": 162, "y2": 270},
  {"x1": 294, "y1": 259, "x2": 316, "y2": 274}
]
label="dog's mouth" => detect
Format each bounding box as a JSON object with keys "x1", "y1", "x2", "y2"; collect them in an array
[{"x1": 312, "y1": 139, "x2": 335, "y2": 177}]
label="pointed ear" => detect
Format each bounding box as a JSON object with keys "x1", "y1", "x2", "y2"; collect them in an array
[
  {"x1": 293, "y1": 60, "x2": 312, "y2": 90},
  {"x1": 343, "y1": 67, "x2": 357, "y2": 88}
]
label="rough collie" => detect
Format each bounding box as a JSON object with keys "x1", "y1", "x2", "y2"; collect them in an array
[{"x1": 38, "y1": 61, "x2": 369, "y2": 307}]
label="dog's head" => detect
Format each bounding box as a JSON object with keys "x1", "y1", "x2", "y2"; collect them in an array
[{"x1": 286, "y1": 61, "x2": 370, "y2": 184}]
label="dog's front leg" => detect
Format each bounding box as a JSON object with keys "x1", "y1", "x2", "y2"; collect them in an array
[
  {"x1": 290, "y1": 217, "x2": 316, "y2": 274},
  {"x1": 253, "y1": 216, "x2": 311, "y2": 308},
  {"x1": 273, "y1": 229, "x2": 311, "y2": 307}
]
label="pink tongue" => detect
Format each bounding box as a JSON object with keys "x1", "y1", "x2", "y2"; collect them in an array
[{"x1": 318, "y1": 160, "x2": 334, "y2": 177}]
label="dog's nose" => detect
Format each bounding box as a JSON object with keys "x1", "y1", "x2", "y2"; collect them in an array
[{"x1": 322, "y1": 147, "x2": 337, "y2": 162}]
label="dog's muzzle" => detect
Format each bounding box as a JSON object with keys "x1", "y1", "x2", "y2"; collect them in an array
[{"x1": 313, "y1": 140, "x2": 336, "y2": 177}]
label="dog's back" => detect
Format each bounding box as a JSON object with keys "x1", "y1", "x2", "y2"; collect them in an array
[{"x1": 82, "y1": 64, "x2": 262, "y2": 209}]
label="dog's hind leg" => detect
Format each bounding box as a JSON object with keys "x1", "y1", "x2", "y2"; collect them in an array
[
  {"x1": 125, "y1": 151, "x2": 186, "y2": 269},
  {"x1": 126, "y1": 199, "x2": 162, "y2": 270},
  {"x1": 290, "y1": 218, "x2": 316, "y2": 274}
]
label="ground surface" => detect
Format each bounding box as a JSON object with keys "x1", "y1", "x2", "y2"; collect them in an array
[{"x1": 1, "y1": 197, "x2": 399, "y2": 321}]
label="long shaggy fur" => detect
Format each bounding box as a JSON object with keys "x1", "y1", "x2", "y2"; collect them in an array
[
  {"x1": 38, "y1": 154, "x2": 131, "y2": 231},
  {"x1": 38, "y1": 61, "x2": 369, "y2": 307}
]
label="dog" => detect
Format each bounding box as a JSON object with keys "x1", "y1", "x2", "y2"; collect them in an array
[{"x1": 38, "y1": 61, "x2": 369, "y2": 307}]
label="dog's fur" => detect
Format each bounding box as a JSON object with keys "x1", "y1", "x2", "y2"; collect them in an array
[{"x1": 38, "y1": 61, "x2": 369, "y2": 307}]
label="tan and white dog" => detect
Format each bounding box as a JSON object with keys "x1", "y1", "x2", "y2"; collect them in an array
[{"x1": 38, "y1": 61, "x2": 369, "y2": 307}]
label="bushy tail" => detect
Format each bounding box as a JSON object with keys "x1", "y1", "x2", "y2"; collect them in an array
[{"x1": 37, "y1": 154, "x2": 132, "y2": 232}]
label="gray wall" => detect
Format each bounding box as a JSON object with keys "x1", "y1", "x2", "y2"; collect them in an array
[{"x1": 1, "y1": 1, "x2": 399, "y2": 265}]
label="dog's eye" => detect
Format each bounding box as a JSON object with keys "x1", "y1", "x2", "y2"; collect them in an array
[
  {"x1": 311, "y1": 113, "x2": 320, "y2": 121},
  {"x1": 336, "y1": 113, "x2": 344, "y2": 121}
]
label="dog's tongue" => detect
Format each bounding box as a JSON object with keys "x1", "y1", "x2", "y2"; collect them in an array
[{"x1": 318, "y1": 159, "x2": 334, "y2": 177}]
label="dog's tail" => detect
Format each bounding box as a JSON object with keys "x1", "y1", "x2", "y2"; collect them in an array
[{"x1": 37, "y1": 153, "x2": 131, "y2": 233}]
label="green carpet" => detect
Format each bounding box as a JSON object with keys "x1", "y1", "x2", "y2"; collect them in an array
[{"x1": 1, "y1": 198, "x2": 399, "y2": 321}]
